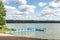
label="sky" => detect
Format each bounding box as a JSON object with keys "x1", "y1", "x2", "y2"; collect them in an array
[{"x1": 2, "y1": 0, "x2": 60, "y2": 20}]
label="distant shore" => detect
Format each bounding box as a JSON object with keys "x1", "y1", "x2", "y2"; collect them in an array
[{"x1": 6, "y1": 20, "x2": 60, "y2": 23}]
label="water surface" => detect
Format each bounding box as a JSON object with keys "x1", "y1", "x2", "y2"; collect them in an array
[{"x1": 6, "y1": 23, "x2": 60, "y2": 39}]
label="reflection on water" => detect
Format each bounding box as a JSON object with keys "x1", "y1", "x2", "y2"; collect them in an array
[
  {"x1": 6, "y1": 23, "x2": 60, "y2": 39},
  {"x1": 6, "y1": 23, "x2": 45, "y2": 38}
]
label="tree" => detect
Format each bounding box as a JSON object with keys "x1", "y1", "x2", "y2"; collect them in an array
[
  {"x1": 0, "y1": 0, "x2": 16, "y2": 32},
  {"x1": 0, "y1": 0, "x2": 6, "y2": 26}
]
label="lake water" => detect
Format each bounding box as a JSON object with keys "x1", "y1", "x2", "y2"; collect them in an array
[{"x1": 6, "y1": 23, "x2": 60, "y2": 39}]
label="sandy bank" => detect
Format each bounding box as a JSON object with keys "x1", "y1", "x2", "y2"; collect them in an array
[
  {"x1": 0, "y1": 33, "x2": 15, "y2": 36},
  {"x1": 0, "y1": 33, "x2": 48, "y2": 40}
]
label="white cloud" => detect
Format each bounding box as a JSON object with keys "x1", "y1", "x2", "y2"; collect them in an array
[
  {"x1": 37, "y1": 16, "x2": 60, "y2": 21},
  {"x1": 4, "y1": 5, "x2": 36, "y2": 20},
  {"x1": 18, "y1": 5, "x2": 36, "y2": 14},
  {"x1": 3, "y1": 0, "x2": 37, "y2": 20},
  {"x1": 6, "y1": 15, "x2": 22, "y2": 20},
  {"x1": 38, "y1": 0, "x2": 60, "y2": 20},
  {"x1": 4, "y1": 5, "x2": 23, "y2": 15},
  {"x1": 19, "y1": 0, "x2": 27, "y2": 4},
  {"x1": 39, "y1": 7, "x2": 56, "y2": 16},
  {"x1": 38, "y1": 2, "x2": 47, "y2": 7},
  {"x1": 2, "y1": 0, "x2": 27, "y2": 4},
  {"x1": 2, "y1": 0, "x2": 9, "y2": 4},
  {"x1": 4, "y1": 5, "x2": 36, "y2": 15},
  {"x1": 49, "y1": 1, "x2": 60, "y2": 8},
  {"x1": 54, "y1": 0, "x2": 60, "y2": 2},
  {"x1": 6, "y1": 15, "x2": 39, "y2": 20}
]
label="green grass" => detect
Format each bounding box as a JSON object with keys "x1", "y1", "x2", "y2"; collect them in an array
[{"x1": 0, "y1": 25, "x2": 16, "y2": 33}]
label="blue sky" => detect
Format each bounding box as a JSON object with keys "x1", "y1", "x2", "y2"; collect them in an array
[{"x1": 2, "y1": 0, "x2": 60, "y2": 20}]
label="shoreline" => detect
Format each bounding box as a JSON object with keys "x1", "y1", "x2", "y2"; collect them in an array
[
  {"x1": 0, "y1": 33, "x2": 15, "y2": 36},
  {"x1": 0, "y1": 33, "x2": 48, "y2": 40}
]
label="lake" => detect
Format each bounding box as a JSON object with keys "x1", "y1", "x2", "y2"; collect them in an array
[{"x1": 6, "y1": 23, "x2": 60, "y2": 39}]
